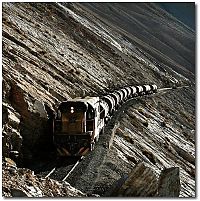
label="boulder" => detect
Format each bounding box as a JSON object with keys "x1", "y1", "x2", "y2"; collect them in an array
[
  {"x1": 107, "y1": 162, "x2": 158, "y2": 197},
  {"x1": 158, "y1": 167, "x2": 180, "y2": 197}
]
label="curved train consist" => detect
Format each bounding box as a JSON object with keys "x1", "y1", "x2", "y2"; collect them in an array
[{"x1": 53, "y1": 84, "x2": 157, "y2": 156}]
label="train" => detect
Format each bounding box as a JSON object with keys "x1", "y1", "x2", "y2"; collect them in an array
[{"x1": 53, "y1": 84, "x2": 157, "y2": 156}]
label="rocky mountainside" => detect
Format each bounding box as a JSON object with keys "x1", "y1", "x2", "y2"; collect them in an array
[{"x1": 2, "y1": 2, "x2": 195, "y2": 197}]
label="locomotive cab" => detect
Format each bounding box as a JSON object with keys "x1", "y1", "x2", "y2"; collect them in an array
[{"x1": 53, "y1": 97, "x2": 104, "y2": 156}]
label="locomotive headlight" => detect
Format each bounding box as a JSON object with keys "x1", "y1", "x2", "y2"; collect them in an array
[{"x1": 71, "y1": 107, "x2": 74, "y2": 113}]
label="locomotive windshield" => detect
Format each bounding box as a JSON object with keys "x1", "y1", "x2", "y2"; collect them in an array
[{"x1": 58, "y1": 101, "x2": 88, "y2": 113}]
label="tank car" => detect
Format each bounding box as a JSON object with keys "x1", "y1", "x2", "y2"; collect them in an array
[
  {"x1": 125, "y1": 87, "x2": 132, "y2": 99},
  {"x1": 151, "y1": 84, "x2": 158, "y2": 93},
  {"x1": 109, "y1": 92, "x2": 121, "y2": 109},
  {"x1": 135, "y1": 86, "x2": 143, "y2": 95},
  {"x1": 101, "y1": 95, "x2": 115, "y2": 114},
  {"x1": 142, "y1": 85, "x2": 151, "y2": 94},
  {"x1": 115, "y1": 90, "x2": 124, "y2": 104},
  {"x1": 130, "y1": 86, "x2": 137, "y2": 97},
  {"x1": 120, "y1": 88, "x2": 128, "y2": 101}
]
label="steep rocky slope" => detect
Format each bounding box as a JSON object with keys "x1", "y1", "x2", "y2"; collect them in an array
[
  {"x1": 80, "y1": 2, "x2": 195, "y2": 74},
  {"x1": 2, "y1": 2, "x2": 195, "y2": 197}
]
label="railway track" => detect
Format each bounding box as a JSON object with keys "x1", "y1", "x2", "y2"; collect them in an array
[
  {"x1": 158, "y1": 85, "x2": 189, "y2": 92},
  {"x1": 43, "y1": 156, "x2": 84, "y2": 181}
]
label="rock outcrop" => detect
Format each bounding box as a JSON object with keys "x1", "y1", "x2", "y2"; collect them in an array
[
  {"x1": 106, "y1": 162, "x2": 158, "y2": 196},
  {"x1": 2, "y1": 158, "x2": 98, "y2": 198},
  {"x1": 2, "y1": 158, "x2": 92, "y2": 197},
  {"x1": 105, "y1": 162, "x2": 180, "y2": 197},
  {"x1": 158, "y1": 167, "x2": 180, "y2": 197}
]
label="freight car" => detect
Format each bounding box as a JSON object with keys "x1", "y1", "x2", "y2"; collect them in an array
[{"x1": 53, "y1": 84, "x2": 157, "y2": 156}]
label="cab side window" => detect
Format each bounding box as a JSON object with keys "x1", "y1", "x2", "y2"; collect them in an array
[{"x1": 87, "y1": 108, "x2": 94, "y2": 119}]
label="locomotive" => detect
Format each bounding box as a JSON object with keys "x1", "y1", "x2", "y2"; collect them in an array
[{"x1": 53, "y1": 84, "x2": 157, "y2": 156}]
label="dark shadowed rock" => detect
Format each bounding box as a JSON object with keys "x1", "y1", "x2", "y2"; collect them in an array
[
  {"x1": 9, "y1": 82, "x2": 30, "y2": 119},
  {"x1": 2, "y1": 79, "x2": 54, "y2": 164},
  {"x1": 158, "y1": 167, "x2": 180, "y2": 197},
  {"x1": 104, "y1": 174, "x2": 129, "y2": 197},
  {"x1": 11, "y1": 188, "x2": 28, "y2": 197}
]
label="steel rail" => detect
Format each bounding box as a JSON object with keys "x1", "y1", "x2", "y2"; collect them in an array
[{"x1": 62, "y1": 156, "x2": 84, "y2": 181}]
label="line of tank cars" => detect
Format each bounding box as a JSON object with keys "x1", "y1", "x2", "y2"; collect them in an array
[{"x1": 53, "y1": 84, "x2": 157, "y2": 156}]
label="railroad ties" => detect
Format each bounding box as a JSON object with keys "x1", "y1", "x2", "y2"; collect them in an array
[{"x1": 44, "y1": 156, "x2": 84, "y2": 182}]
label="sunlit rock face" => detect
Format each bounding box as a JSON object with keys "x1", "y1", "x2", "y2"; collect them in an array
[{"x1": 2, "y1": 2, "x2": 195, "y2": 197}]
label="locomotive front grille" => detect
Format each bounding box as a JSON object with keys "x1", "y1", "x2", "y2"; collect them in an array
[{"x1": 54, "y1": 132, "x2": 92, "y2": 154}]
